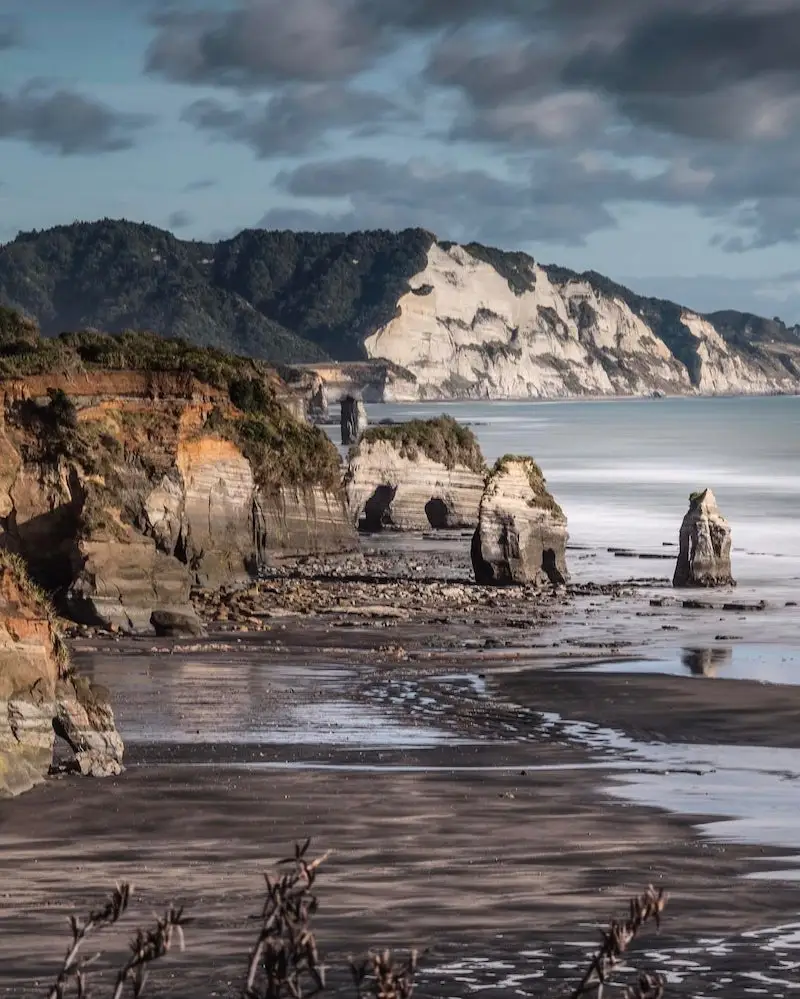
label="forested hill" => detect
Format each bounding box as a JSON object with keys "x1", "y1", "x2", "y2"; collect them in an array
[
  {"x1": 0, "y1": 220, "x2": 434, "y2": 363},
  {"x1": 1, "y1": 220, "x2": 799, "y2": 399}
]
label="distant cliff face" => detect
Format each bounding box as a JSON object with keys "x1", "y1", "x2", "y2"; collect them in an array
[
  {"x1": 3, "y1": 221, "x2": 800, "y2": 399},
  {"x1": 364, "y1": 243, "x2": 800, "y2": 400}
]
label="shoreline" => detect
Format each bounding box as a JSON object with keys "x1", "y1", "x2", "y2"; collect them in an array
[{"x1": 5, "y1": 532, "x2": 800, "y2": 997}]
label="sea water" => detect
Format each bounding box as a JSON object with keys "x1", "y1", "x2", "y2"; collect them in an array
[{"x1": 336, "y1": 396, "x2": 800, "y2": 586}]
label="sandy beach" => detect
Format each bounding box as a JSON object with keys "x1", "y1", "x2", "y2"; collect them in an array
[{"x1": 3, "y1": 529, "x2": 800, "y2": 998}]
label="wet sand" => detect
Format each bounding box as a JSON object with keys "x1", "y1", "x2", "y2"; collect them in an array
[{"x1": 3, "y1": 534, "x2": 800, "y2": 998}]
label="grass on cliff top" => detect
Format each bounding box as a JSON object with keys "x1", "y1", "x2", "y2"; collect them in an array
[
  {"x1": 0, "y1": 311, "x2": 342, "y2": 491},
  {"x1": 358, "y1": 415, "x2": 486, "y2": 474},
  {"x1": 0, "y1": 321, "x2": 276, "y2": 388},
  {"x1": 490, "y1": 454, "x2": 564, "y2": 517}
]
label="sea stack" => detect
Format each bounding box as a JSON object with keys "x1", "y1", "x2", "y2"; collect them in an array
[
  {"x1": 341, "y1": 395, "x2": 368, "y2": 445},
  {"x1": 344, "y1": 416, "x2": 486, "y2": 530},
  {"x1": 472, "y1": 455, "x2": 568, "y2": 587},
  {"x1": 672, "y1": 488, "x2": 735, "y2": 588}
]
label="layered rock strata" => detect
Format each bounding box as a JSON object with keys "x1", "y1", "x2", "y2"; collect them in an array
[
  {"x1": 0, "y1": 365, "x2": 356, "y2": 632},
  {"x1": 673, "y1": 488, "x2": 735, "y2": 588},
  {"x1": 472, "y1": 456, "x2": 568, "y2": 586},
  {"x1": 344, "y1": 418, "x2": 485, "y2": 531},
  {"x1": 0, "y1": 553, "x2": 123, "y2": 795}
]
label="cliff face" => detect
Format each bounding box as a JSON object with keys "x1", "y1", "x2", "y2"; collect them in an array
[
  {"x1": 364, "y1": 243, "x2": 800, "y2": 400},
  {"x1": 0, "y1": 354, "x2": 355, "y2": 632},
  {"x1": 0, "y1": 553, "x2": 123, "y2": 796},
  {"x1": 344, "y1": 417, "x2": 486, "y2": 531}
]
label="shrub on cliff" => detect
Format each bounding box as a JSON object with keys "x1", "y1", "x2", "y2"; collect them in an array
[
  {"x1": 0, "y1": 311, "x2": 342, "y2": 492},
  {"x1": 357, "y1": 416, "x2": 486, "y2": 474}
]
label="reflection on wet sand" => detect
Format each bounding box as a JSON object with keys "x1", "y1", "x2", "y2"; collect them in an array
[{"x1": 681, "y1": 646, "x2": 733, "y2": 677}]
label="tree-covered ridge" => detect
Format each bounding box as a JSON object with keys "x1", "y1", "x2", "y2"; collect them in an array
[{"x1": 0, "y1": 220, "x2": 435, "y2": 364}]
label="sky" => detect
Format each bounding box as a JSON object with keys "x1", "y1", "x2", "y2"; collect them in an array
[{"x1": 4, "y1": 0, "x2": 800, "y2": 321}]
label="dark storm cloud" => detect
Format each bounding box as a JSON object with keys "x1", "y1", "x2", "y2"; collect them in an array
[
  {"x1": 0, "y1": 17, "x2": 21, "y2": 50},
  {"x1": 168, "y1": 209, "x2": 194, "y2": 229},
  {"x1": 147, "y1": 0, "x2": 800, "y2": 251},
  {"x1": 0, "y1": 83, "x2": 150, "y2": 155},
  {"x1": 183, "y1": 85, "x2": 410, "y2": 156},
  {"x1": 146, "y1": 1, "x2": 383, "y2": 88},
  {"x1": 263, "y1": 155, "x2": 625, "y2": 246}
]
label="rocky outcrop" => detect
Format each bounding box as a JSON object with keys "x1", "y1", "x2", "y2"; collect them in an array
[
  {"x1": 55, "y1": 675, "x2": 124, "y2": 777},
  {"x1": 363, "y1": 242, "x2": 800, "y2": 400},
  {"x1": 0, "y1": 332, "x2": 357, "y2": 632},
  {"x1": 344, "y1": 417, "x2": 486, "y2": 531},
  {"x1": 673, "y1": 489, "x2": 735, "y2": 588},
  {"x1": 341, "y1": 395, "x2": 367, "y2": 445},
  {"x1": 150, "y1": 608, "x2": 206, "y2": 637},
  {"x1": 472, "y1": 456, "x2": 568, "y2": 587},
  {"x1": 0, "y1": 552, "x2": 123, "y2": 795}
]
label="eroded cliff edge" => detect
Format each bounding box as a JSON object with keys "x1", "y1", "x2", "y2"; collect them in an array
[
  {"x1": 0, "y1": 551, "x2": 123, "y2": 796},
  {"x1": 0, "y1": 312, "x2": 356, "y2": 632},
  {"x1": 364, "y1": 242, "x2": 800, "y2": 400}
]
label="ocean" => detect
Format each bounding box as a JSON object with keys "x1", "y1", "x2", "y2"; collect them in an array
[{"x1": 336, "y1": 395, "x2": 800, "y2": 588}]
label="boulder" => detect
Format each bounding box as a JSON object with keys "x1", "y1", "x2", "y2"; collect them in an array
[
  {"x1": 673, "y1": 488, "x2": 735, "y2": 588},
  {"x1": 344, "y1": 417, "x2": 486, "y2": 531},
  {"x1": 0, "y1": 552, "x2": 124, "y2": 795},
  {"x1": 150, "y1": 608, "x2": 207, "y2": 637},
  {"x1": 472, "y1": 456, "x2": 568, "y2": 587},
  {"x1": 55, "y1": 675, "x2": 124, "y2": 777},
  {"x1": 341, "y1": 395, "x2": 368, "y2": 445}
]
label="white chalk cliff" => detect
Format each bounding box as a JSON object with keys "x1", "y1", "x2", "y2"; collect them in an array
[{"x1": 363, "y1": 243, "x2": 800, "y2": 400}]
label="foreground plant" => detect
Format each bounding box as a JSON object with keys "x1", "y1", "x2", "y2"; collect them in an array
[
  {"x1": 47, "y1": 883, "x2": 186, "y2": 999},
  {"x1": 568, "y1": 886, "x2": 667, "y2": 999},
  {"x1": 46, "y1": 842, "x2": 666, "y2": 999}
]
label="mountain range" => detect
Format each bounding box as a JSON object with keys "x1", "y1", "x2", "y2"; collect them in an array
[{"x1": 1, "y1": 219, "x2": 799, "y2": 399}]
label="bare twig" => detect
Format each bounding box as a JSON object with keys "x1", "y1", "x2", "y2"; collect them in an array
[
  {"x1": 48, "y1": 883, "x2": 132, "y2": 999},
  {"x1": 112, "y1": 905, "x2": 187, "y2": 999},
  {"x1": 626, "y1": 972, "x2": 665, "y2": 999},
  {"x1": 244, "y1": 838, "x2": 330, "y2": 999},
  {"x1": 351, "y1": 949, "x2": 418, "y2": 999},
  {"x1": 567, "y1": 886, "x2": 667, "y2": 999}
]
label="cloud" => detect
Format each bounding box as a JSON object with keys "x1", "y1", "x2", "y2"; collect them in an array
[
  {"x1": 183, "y1": 178, "x2": 216, "y2": 192},
  {"x1": 145, "y1": 0, "x2": 800, "y2": 252},
  {"x1": 263, "y1": 154, "x2": 625, "y2": 246},
  {"x1": 0, "y1": 83, "x2": 150, "y2": 155},
  {"x1": 146, "y1": 1, "x2": 383, "y2": 89},
  {"x1": 627, "y1": 271, "x2": 800, "y2": 325},
  {"x1": 183, "y1": 84, "x2": 410, "y2": 156},
  {"x1": 168, "y1": 209, "x2": 194, "y2": 230},
  {"x1": 0, "y1": 17, "x2": 21, "y2": 50}
]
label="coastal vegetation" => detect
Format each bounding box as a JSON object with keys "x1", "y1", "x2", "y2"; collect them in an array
[
  {"x1": 0, "y1": 220, "x2": 435, "y2": 363},
  {"x1": 0, "y1": 308, "x2": 342, "y2": 490},
  {"x1": 46, "y1": 840, "x2": 668, "y2": 999},
  {"x1": 357, "y1": 416, "x2": 487, "y2": 474}
]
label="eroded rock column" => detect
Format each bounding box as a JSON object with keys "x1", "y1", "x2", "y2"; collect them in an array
[
  {"x1": 673, "y1": 488, "x2": 735, "y2": 587},
  {"x1": 341, "y1": 395, "x2": 367, "y2": 445},
  {"x1": 472, "y1": 455, "x2": 568, "y2": 587}
]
